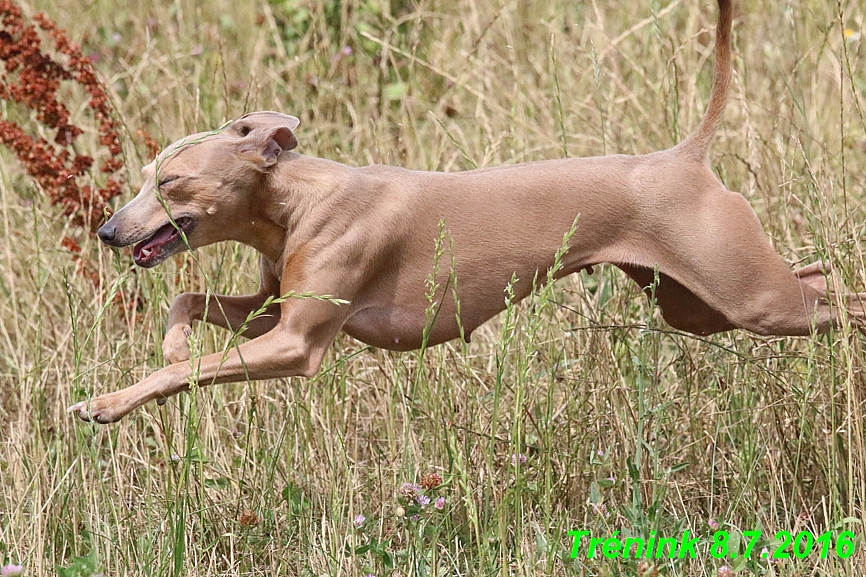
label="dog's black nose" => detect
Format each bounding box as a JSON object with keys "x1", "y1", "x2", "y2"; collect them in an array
[{"x1": 97, "y1": 224, "x2": 116, "y2": 243}]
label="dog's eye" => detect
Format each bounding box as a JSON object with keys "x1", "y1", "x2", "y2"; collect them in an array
[
  {"x1": 157, "y1": 175, "x2": 180, "y2": 187},
  {"x1": 238, "y1": 125, "x2": 251, "y2": 137}
]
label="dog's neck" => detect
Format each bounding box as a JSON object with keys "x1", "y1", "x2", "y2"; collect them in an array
[
  {"x1": 229, "y1": 216, "x2": 287, "y2": 263},
  {"x1": 243, "y1": 153, "x2": 354, "y2": 262}
]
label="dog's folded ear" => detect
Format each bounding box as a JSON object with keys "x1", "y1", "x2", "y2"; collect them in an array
[{"x1": 236, "y1": 126, "x2": 299, "y2": 170}]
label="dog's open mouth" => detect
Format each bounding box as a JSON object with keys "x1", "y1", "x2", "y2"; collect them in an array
[{"x1": 132, "y1": 216, "x2": 195, "y2": 268}]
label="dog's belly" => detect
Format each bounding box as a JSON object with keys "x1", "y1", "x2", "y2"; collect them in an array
[
  {"x1": 342, "y1": 306, "x2": 443, "y2": 351},
  {"x1": 340, "y1": 249, "x2": 601, "y2": 351},
  {"x1": 340, "y1": 272, "x2": 568, "y2": 351}
]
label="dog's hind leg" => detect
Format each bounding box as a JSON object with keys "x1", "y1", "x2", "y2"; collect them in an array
[
  {"x1": 623, "y1": 188, "x2": 862, "y2": 337},
  {"x1": 617, "y1": 264, "x2": 736, "y2": 335}
]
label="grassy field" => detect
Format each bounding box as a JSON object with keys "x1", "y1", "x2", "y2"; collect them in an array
[{"x1": 2, "y1": 0, "x2": 866, "y2": 575}]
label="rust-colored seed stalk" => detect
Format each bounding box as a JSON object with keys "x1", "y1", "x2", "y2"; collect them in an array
[{"x1": 0, "y1": 0, "x2": 125, "y2": 228}]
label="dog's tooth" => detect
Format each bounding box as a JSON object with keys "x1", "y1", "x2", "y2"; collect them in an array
[{"x1": 141, "y1": 247, "x2": 152, "y2": 258}]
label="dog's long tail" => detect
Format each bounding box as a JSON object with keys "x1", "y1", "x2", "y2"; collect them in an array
[{"x1": 672, "y1": 0, "x2": 733, "y2": 160}]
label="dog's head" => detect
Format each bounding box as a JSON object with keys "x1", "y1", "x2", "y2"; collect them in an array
[{"x1": 97, "y1": 111, "x2": 299, "y2": 267}]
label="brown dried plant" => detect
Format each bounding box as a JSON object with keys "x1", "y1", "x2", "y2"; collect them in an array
[
  {"x1": 0, "y1": 1, "x2": 150, "y2": 313},
  {"x1": 0, "y1": 0, "x2": 125, "y2": 228}
]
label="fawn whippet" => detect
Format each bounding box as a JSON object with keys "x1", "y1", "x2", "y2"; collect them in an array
[{"x1": 71, "y1": 0, "x2": 864, "y2": 423}]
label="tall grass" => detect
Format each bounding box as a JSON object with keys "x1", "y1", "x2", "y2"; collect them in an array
[{"x1": 1, "y1": 0, "x2": 866, "y2": 575}]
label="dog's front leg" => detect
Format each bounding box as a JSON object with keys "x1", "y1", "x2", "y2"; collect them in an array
[
  {"x1": 163, "y1": 292, "x2": 282, "y2": 363},
  {"x1": 163, "y1": 258, "x2": 282, "y2": 363},
  {"x1": 70, "y1": 290, "x2": 350, "y2": 423}
]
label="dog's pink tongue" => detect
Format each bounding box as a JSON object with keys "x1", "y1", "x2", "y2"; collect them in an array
[
  {"x1": 143, "y1": 223, "x2": 177, "y2": 250},
  {"x1": 133, "y1": 223, "x2": 177, "y2": 262}
]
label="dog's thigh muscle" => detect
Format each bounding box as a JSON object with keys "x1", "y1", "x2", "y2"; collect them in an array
[
  {"x1": 646, "y1": 192, "x2": 836, "y2": 336},
  {"x1": 617, "y1": 264, "x2": 736, "y2": 335}
]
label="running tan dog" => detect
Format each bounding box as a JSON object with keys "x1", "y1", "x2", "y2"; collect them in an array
[{"x1": 70, "y1": 0, "x2": 864, "y2": 423}]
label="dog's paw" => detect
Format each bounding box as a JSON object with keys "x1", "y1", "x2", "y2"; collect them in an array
[
  {"x1": 163, "y1": 324, "x2": 192, "y2": 364},
  {"x1": 67, "y1": 392, "x2": 131, "y2": 424}
]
